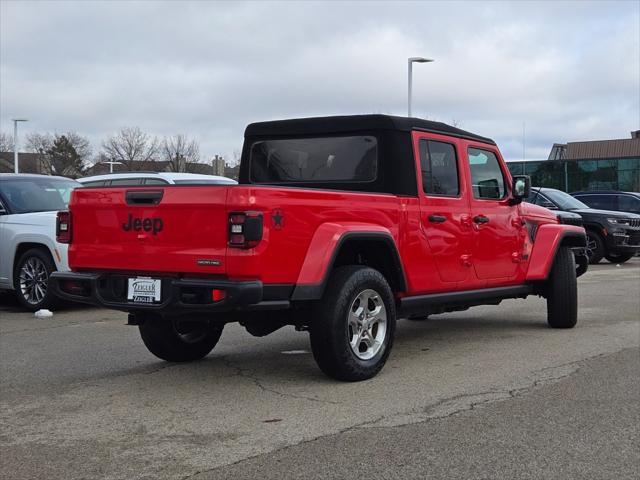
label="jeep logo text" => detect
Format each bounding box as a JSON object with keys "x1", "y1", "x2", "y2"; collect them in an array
[{"x1": 122, "y1": 214, "x2": 163, "y2": 235}]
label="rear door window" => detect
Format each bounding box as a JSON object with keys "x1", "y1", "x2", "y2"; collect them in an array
[
  {"x1": 143, "y1": 178, "x2": 169, "y2": 185},
  {"x1": 81, "y1": 180, "x2": 107, "y2": 187},
  {"x1": 420, "y1": 140, "x2": 459, "y2": 196},
  {"x1": 250, "y1": 136, "x2": 377, "y2": 183},
  {"x1": 618, "y1": 195, "x2": 640, "y2": 214},
  {"x1": 467, "y1": 148, "x2": 506, "y2": 200},
  {"x1": 110, "y1": 178, "x2": 143, "y2": 186},
  {"x1": 579, "y1": 194, "x2": 615, "y2": 210}
]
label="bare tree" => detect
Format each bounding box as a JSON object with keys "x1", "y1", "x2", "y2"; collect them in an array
[
  {"x1": 162, "y1": 134, "x2": 199, "y2": 172},
  {"x1": 101, "y1": 127, "x2": 159, "y2": 170},
  {"x1": 25, "y1": 132, "x2": 54, "y2": 153},
  {"x1": 0, "y1": 131, "x2": 12, "y2": 152},
  {"x1": 25, "y1": 133, "x2": 54, "y2": 173},
  {"x1": 64, "y1": 132, "x2": 92, "y2": 163},
  {"x1": 24, "y1": 132, "x2": 91, "y2": 177},
  {"x1": 231, "y1": 149, "x2": 242, "y2": 167}
]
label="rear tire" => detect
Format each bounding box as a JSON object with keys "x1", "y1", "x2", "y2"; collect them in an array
[
  {"x1": 13, "y1": 248, "x2": 58, "y2": 312},
  {"x1": 604, "y1": 252, "x2": 634, "y2": 264},
  {"x1": 139, "y1": 316, "x2": 224, "y2": 362},
  {"x1": 585, "y1": 230, "x2": 605, "y2": 264},
  {"x1": 309, "y1": 266, "x2": 396, "y2": 381},
  {"x1": 546, "y1": 247, "x2": 578, "y2": 329}
]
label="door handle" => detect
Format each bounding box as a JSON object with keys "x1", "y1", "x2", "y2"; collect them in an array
[
  {"x1": 428, "y1": 214, "x2": 447, "y2": 223},
  {"x1": 473, "y1": 215, "x2": 490, "y2": 224}
]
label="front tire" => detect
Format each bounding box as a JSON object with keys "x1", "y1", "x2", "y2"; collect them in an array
[
  {"x1": 604, "y1": 252, "x2": 634, "y2": 264},
  {"x1": 546, "y1": 247, "x2": 578, "y2": 329},
  {"x1": 309, "y1": 266, "x2": 396, "y2": 381},
  {"x1": 139, "y1": 316, "x2": 224, "y2": 362},
  {"x1": 585, "y1": 230, "x2": 605, "y2": 264},
  {"x1": 13, "y1": 248, "x2": 58, "y2": 311}
]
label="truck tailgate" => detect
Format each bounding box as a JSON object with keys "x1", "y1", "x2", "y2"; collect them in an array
[{"x1": 69, "y1": 186, "x2": 230, "y2": 275}]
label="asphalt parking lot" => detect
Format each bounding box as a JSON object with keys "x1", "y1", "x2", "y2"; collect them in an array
[{"x1": 1, "y1": 260, "x2": 639, "y2": 480}]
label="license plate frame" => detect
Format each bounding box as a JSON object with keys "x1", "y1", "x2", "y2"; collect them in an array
[{"x1": 127, "y1": 277, "x2": 162, "y2": 304}]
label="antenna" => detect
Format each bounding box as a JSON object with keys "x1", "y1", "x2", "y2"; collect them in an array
[{"x1": 522, "y1": 122, "x2": 526, "y2": 161}]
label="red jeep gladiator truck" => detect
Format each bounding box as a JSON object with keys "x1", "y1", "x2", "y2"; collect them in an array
[{"x1": 51, "y1": 115, "x2": 587, "y2": 381}]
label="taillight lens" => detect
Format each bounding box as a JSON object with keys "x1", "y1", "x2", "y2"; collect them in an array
[
  {"x1": 56, "y1": 211, "x2": 72, "y2": 243},
  {"x1": 228, "y1": 211, "x2": 263, "y2": 248}
]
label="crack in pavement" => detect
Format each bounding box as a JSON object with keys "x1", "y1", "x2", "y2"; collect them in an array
[
  {"x1": 182, "y1": 349, "x2": 615, "y2": 480},
  {"x1": 219, "y1": 356, "x2": 341, "y2": 405}
]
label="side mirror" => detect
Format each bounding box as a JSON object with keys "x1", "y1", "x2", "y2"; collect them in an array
[{"x1": 511, "y1": 175, "x2": 531, "y2": 203}]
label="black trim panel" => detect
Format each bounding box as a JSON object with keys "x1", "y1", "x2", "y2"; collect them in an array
[{"x1": 399, "y1": 285, "x2": 533, "y2": 317}]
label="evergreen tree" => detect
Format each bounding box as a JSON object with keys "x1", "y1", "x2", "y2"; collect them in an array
[{"x1": 47, "y1": 135, "x2": 85, "y2": 177}]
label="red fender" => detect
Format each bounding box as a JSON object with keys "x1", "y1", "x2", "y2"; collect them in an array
[
  {"x1": 295, "y1": 222, "x2": 395, "y2": 285},
  {"x1": 526, "y1": 224, "x2": 586, "y2": 281}
]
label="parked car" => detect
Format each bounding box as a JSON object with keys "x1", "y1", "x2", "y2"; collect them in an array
[
  {"x1": 526, "y1": 187, "x2": 640, "y2": 264},
  {"x1": 0, "y1": 174, "x2": 79, "y2": 310},
  {"x1": 52, "y1": 115, "x2": 586, "y2": 381},
  {"x1": 570, "y1": 190, "x2": 640, "y2": 215},
  {"x1": 77, "y1": 172, "x2": 237, "y2": 187}
]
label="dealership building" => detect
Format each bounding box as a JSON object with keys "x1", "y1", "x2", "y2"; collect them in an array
[{"x1": 507, "y1": 131, "x2": 640, "y2": 193}]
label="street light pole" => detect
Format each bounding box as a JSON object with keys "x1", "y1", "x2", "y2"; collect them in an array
[
  {"x1": 407, "y1": 57, "x2": 434, "y2": 117},
  {"x1": 102, "y1": 160, "x2": 123, "y2": 173},
  {"x1": 12, "y1": 118, "x2": 28, "y2": 174}
]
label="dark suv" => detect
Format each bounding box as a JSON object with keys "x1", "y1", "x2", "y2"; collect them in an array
[
  {"x1": 526, "y1": 187, "x2": 640, "y2": 264},
  {"x1": 570, "y1": 191, "x2": 640, "y2": 215}
]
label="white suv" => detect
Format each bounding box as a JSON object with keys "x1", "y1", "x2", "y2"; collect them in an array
[
  {"x1": 77, "y1": 172, "x2": 237, "y2": 187},
  {"x1": 0, "y1": 174, "x2": 80, "y2": 310}
]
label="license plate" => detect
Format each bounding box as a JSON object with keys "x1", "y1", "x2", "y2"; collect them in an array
[{"x1": 127, "y1": 277, "x2": 161, "y2": 303}]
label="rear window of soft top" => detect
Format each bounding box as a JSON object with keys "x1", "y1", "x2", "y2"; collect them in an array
[{"x1": 249, "y1": 135, "x2": 378, "y2": 184}]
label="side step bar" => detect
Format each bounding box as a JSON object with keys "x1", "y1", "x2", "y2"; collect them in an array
[{"x1": 398, "y1": 285, "x2": 534, "y2": 317}]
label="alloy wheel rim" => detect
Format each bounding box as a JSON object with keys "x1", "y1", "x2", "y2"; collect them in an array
[
  {"x1": 19, "y1": 257, "x2": 48, "y2": 305},
  {"x1": 585, "y1": 235, "x2": 597, "y2": 259},
  {"x1": 347, "y1": 289, "x2": 387, "y2": 361}
]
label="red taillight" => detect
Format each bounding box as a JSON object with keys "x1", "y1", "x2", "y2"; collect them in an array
[
  {"x1": 228, "y1": 211, "x2": 263, "y2": 249},
  {"x1": 212, "y1": 289, "x2": 226, "y2": 302},
  {"x1": 56, "y1": 211, "x2": 72, "y2": 244}
]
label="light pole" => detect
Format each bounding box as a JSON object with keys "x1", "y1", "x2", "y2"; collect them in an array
[
  {"x1": 102, "y1": 160, "x2": 124, "y2": 173},
  {"x1": 12, "y1": 118, "x2": 28, "y2": 174},
  {"x1": 407, "y1": 57, "x2": 434, "y2": 117}
]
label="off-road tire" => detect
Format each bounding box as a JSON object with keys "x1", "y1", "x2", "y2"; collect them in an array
[
  {"x1": 139, "y1": 317, "x2": 224, "y2": 362},
  {"x1": 585, "y1": 230, "x2": 605, "y2": 264},
  {"x1": 546, "y1": 247, "x2": 578, "y2": 329},
  {"x1": 309, "y1": 266, "x2": 396, "y2": 381},
  {"x1": 604, "y1": 252, "x2": 634, "y2": 264},
  {"x1": 13, "y1": 248, "x2": 58, "y2": 311}
]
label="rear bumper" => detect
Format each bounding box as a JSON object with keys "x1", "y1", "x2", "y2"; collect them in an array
[{"x1": 50, "y1": 272, "x2": 268, "y2": 315}]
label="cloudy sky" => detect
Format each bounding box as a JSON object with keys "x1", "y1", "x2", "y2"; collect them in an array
[{"x1": 1, "y1": 0, "x2": 638, "y2": 163}]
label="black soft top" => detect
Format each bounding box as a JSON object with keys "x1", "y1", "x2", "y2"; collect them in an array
[{"x1": 245, "y1": 114, "x2": 495, "y2": 145}]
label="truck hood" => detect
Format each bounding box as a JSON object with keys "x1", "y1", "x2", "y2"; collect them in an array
[
  {"x1": 4, "y1": 211, "x2": 57, "y2": 226},
  {"x1": 566, "y1": 208, "x2": 640, "y2": 219},
  {"x1": 520, "y1": 202, "x2": 557, "y2": 222}
]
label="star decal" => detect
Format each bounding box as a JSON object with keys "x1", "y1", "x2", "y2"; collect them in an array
[{"x1": 271, "y1": 209, "x2": 284, "y2": 229}]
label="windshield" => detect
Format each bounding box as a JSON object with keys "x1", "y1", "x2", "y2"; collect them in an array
[
  {"x1": 543, "y1": 189, "x2": 589, "y2": 210},
  {"x1": 0, "y1": 177, "x2": 79, "y2": 213}
]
